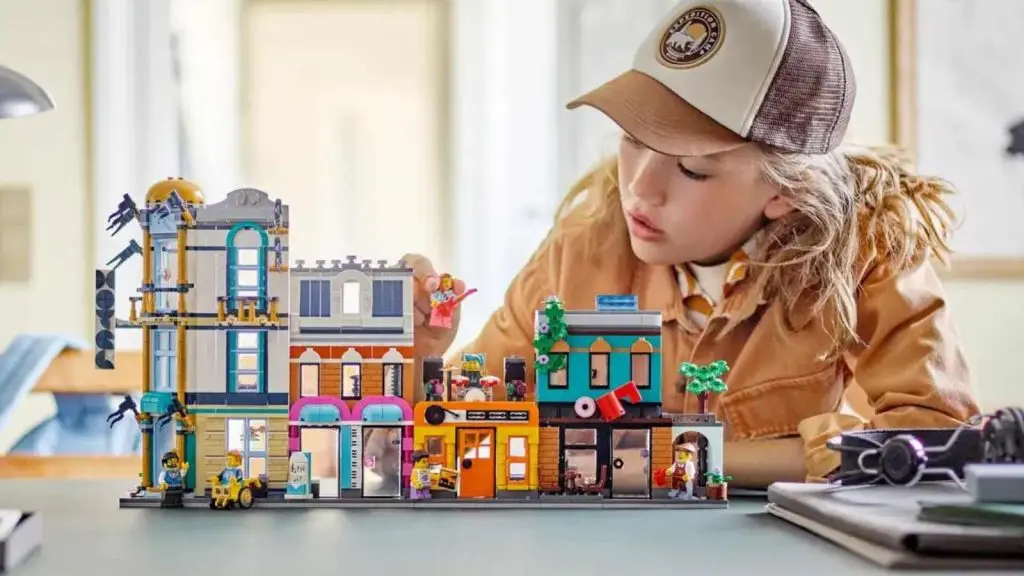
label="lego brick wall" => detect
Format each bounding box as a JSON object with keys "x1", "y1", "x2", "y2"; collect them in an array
[
  {"x1": 361, "y1": 363, "x2": 383, "y2": 397},
  {"x1": 650, "y1": 425, "x2": 673, "y2": 488},
  {"x1": 194, "y1": 414, "x2": 289, "y2": 488},
  {"x1": 538, "y1": 426, "x2": 560, "y2": 488}
]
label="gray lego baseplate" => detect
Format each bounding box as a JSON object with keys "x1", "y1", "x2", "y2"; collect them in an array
[{"x1": 118, "y1": 494, "x2": 728, "y2": 510}]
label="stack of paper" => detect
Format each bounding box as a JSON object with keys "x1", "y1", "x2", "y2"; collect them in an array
[
  {"x1": 0, "y1": 509, "x2": 41, "y2": 573},
  {"x1": 766, "y1": 482, "x2": 1024, "y2": 569}
]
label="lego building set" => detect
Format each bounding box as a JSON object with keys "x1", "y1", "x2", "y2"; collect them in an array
[{"x1": 96, "y1": 178, "x2": 731, "y2": 509}]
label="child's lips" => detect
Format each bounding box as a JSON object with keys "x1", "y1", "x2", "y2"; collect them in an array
[{"x1": 627, "y1": 211, "x2": 666, "y2": 240}]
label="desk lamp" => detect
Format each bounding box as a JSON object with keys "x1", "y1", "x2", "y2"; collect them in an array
[{"x1": 0, "y1": 64, "x2": 55, "y2": 118}]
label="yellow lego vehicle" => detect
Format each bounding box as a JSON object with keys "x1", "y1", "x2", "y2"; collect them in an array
[{"x1": 207, "y1": 474, "x2": 261, "y2": 509}]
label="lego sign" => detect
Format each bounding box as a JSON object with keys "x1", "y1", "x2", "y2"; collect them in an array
[
  {"x1": 94, "y1": 269, "x2": 116, "y2": 370},
  {"x1": 465, "y1": 410, "x2": 531, "y2": 422}
]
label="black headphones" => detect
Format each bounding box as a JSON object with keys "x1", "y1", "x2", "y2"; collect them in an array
[{"x1": 825, "y1": 408, "x2": 1024, "y2": 488}]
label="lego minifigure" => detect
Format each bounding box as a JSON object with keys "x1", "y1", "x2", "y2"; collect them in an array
[
  {"x1": 409, "y1": 450, "x2": 432, "y2": 500},
  {"x1": 665, "y1": 443, "x2": 698, "y2": 500},
  {"x1": 157, "y1": 450, "x2": 188, "y2": 508},
  {"x1": 429, "y1": 273, "x2": 477, "y2": 328},
  {"x1": 217, "y1": 450, "x2": 245, "y2": 485}
]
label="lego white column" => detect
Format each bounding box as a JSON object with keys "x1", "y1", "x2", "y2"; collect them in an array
[
  {"x1": 450, "y1": 0, "x2": 559, "y2": 351},
  {"x1": 170, "y1": 0, "x2": 243, "y2": 201}
]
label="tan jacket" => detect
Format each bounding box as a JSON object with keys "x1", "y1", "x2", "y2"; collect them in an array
[{"x1": 460, "y1": 214, "x2": 980, "y2": 482}]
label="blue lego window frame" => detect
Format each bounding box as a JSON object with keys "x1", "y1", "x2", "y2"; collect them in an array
[
  {"x1": 151, "y1": 328, "x2": 177, "y2": 393},
  {"x1": 224, "y1": 222, "x2": 269, "y2": 395},
  {"x1": 371, "y1": 279, "x2": 404, "y2": 317},
  {"x1": 299, "y1": 279, "x2": 331, "y2": 317},
  {"x1": 225, "y1": 222, "x2": 269, "y2": 311},
  {"x1": 227, "y1": 330, "x2": 266, "y2": 393},
  {"x1": 225, "y1": 417, "x2": 269, "y2": 478}
]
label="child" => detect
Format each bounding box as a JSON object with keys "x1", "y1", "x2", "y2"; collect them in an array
[{"x1": 404, "y1": 0, "x2": 980, "y2": 487}]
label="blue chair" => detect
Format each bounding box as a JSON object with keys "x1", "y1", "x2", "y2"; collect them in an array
[{"x1": 0, "y1": 335, "x2": 141, "y2": 456}]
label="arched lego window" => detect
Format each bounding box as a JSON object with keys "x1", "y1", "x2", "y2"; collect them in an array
[
  {"x1": 341, "y1": 348, "x2": 363, "y2": 400},
  {"x1": 299, "y1": 348, "x2": 322, "y2": 398},
  {"x1": 225, "y1": 222, "x2": 269, "y2": 393},
  {"x1": 225, "y1": 222, "x2": 269, "y2": 310},
  {"x1": 549, "y1": 340, "x2": 569, "y2": 388},
  {"x1": 630, "y1": 338, "x2": 653, "y2": 388},
  {"x1": 589, "y1": 339, "x2": 611, "y2": 389}
]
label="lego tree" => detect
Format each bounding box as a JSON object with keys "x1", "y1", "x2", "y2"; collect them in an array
[{"x1": 678, "y1": 360, "x2": 729, "y2": 414}]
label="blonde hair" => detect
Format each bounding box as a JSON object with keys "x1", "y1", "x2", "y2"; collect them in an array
[{"x1": 555, "y1": 144, "x2": 957, "y2": 353}]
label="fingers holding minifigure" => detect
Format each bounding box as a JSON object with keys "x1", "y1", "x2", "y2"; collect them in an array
[{"x1": 402, "y1": 252, "x2": 469, "y2": 328}]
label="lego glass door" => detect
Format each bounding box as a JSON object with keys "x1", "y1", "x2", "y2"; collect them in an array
[
  {"x1": 300, "y1": 428, "x2": 339, "y2": 498},
  {"x1": 150, "y1": 425, "x2": 176, "y2": 485},
  {"x1": 362, "y1": 427, "x2": 402, "y2": 498},
  {"x1": 244, "y1": 0, "x2": 448, "y2": 265},
  {"x1": 457, "y1": 429, "x2": 495, "y2": 498},
  {"x1": 610, "y1": 428, "x2": 650, "y2": 498}
]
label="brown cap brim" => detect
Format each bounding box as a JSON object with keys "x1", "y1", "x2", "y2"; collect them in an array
[{"x1": 567, "y1": 70, "x2": 746, "y2": 157}]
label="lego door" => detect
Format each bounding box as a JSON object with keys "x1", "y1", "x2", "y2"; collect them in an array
[
  {"x1": 150, "y1": 424, "x2": 176, "y2": 484},
  {"x1": 610, "y1": 428, "x2": 650, "y2": 498},
  {"x1": 457, "y1": 428, "x2": 495, "y2": 498},
  {"x1": 362, "y1": 426, "x2": 402, "y2": 498}
]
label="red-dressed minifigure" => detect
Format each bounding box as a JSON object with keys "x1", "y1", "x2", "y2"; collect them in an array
[{"x1": 429, "y1": 273, "x2": 477, "y2": 329}]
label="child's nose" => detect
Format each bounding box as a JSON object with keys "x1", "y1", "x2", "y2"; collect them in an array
[{"x1": 630, "y1": 151, "x2": 670, "y2": 204}]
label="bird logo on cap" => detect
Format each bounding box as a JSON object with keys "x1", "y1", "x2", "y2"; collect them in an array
[{"x1": 659, "y1": 6, "x2": 725, "y2": 69}]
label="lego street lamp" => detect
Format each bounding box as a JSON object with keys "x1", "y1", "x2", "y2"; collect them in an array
[{"x1": 0, "y1": 64, "x2": 55, "y2": 119}]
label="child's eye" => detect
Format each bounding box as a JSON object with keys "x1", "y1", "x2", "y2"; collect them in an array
[{"x1": 677, "y1": 162, "x2": 710, "y2": 181}]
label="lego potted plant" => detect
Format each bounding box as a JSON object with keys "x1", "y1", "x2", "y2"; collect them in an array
[
  {"x1": 705, "y1": 467, "x2": 732, "y2": 500},
  {"x1": 678, "y1": 360, "x2": 729, "y2": 413}
]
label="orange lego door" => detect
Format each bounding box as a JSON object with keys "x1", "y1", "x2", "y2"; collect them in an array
[{"x1": 457, "y1": 428, "x2": 495, "y2": 498}]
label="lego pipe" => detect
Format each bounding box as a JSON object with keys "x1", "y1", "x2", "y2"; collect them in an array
[
  {"x1": 175, "y1": 226, "x2": 187, "y2": 465},
  {"x1": 140, "y1": 325, "x2": 152, "y2": 487},
  {"x1": 140, "y1": 224, "x2": 153, "y2": 487}
]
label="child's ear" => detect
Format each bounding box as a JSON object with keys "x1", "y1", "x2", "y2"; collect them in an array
[{"x1": 763, "y1": 194, "x2": 794, "y2": 220}]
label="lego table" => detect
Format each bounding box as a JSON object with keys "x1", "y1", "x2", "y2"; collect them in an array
[{"x1": 0, "y1": 480, "x2": 970, "y2": 575}]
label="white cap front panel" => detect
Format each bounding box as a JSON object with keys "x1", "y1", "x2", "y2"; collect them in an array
[{"x1": 632, "y1": 0, "x2": 791, "y2": 138}]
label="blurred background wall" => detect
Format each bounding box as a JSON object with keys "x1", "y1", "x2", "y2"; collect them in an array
[{"x1": 0, "y1": 0, "x2": 1020, "y2": 448}]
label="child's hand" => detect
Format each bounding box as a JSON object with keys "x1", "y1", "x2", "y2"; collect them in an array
[{"x1": 402, "y1": 253, "x2": 466, "y2": 358}]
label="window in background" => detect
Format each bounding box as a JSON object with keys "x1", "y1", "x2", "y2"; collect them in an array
[{"x1": 244, "y1": 0, "x2": 448, "y2": 267}]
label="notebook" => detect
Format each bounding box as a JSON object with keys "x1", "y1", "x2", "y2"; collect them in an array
[{"x1": 766, "y1": 482, "x2": 1024, "y2": 569}]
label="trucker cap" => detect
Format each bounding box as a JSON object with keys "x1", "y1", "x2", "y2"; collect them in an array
[{"x1": 568, "y1": 0, "x2": 856, "y2": 157}]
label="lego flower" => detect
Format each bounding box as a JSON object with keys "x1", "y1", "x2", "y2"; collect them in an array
[
  {"x1": 536, "y1": 354, "x2": 550, "y2": 365},
  {"x1": 537, "y1": 320, "x2": 550, "y2": 334}
]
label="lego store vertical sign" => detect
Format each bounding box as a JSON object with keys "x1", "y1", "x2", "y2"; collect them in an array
[{"x1": 95, "y1": 269, "x2": 116, "y2": 369}]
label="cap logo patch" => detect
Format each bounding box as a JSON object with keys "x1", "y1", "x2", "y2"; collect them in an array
[{"x1": 658, "y1": 6, "x2": 724, "y2": 69}]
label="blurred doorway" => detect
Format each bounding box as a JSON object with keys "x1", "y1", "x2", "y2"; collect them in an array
[{"x1": 243, "y1": 0, "x2": 449, "y2": 264}]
